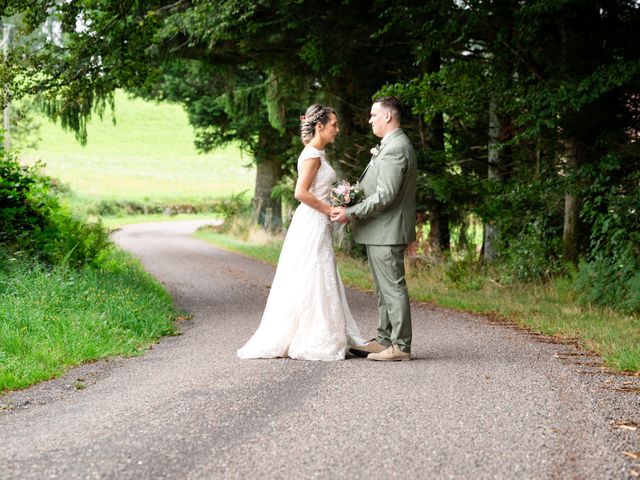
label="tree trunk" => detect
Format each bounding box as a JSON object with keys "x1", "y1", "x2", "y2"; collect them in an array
[
  {"x1": 561, "y1": 137, "x2": 579, "y2": 264},
  {"x1": 428, "y1": 206, "x2": 450, "y2": 254},
  {"x1": 250, "y1": 125, "x2": 286, "y2": 232},
  {"x1": 407, "y1": 212, "x2": 426, "y2": 257},
  {"x1": 424, "y1": 51, "x2": 449, "y2": 254},
  {"x1": 252, "y1": 158, "x2": 282, "y2": 232},
  {"x1": 426, "y1": 110, "x2": 450, "y2": 254},
  {"x1": 2, "y1": 24, "x2": 12, "y2": 152},
  {"x1": 457, "y1": 216, "x2": 469, "y2": 251},
  {"x1": 483, "y1": 98, "x2": 500, "y2": 263}
]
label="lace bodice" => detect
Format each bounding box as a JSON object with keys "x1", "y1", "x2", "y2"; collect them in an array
[{"x1": 297, "y1": 146, "x2": 336, "y2": 203}]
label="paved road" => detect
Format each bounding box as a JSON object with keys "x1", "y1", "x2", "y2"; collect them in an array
[{"x1": 1, "y1": 220, "x2": 639, "y2": 479}]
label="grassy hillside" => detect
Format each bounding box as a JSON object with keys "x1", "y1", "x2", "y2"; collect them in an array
[{"x1": 20, "y1": 91, "x2": 255, "y2": 203}]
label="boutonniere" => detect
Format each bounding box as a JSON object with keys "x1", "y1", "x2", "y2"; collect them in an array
[{"x1": 370, "y1": 145, "x2": 380, "y2": 156}]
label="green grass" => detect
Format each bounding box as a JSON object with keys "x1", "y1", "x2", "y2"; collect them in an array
[
  {"x1": 19, "y1": 90, "x2": 255, "y2": 203},
  {"x1": 196, "y1": 229, "x2": 640, "y2": 373},
  {"x1": 193, "y1": 229, "x2": 284, "y2": 265},
  {"x1": 0, "y1": 249, "x2": 180, "y2": 392},
  {"x1": 405, "y1": 264, "x2": 639, "y2": 372}
]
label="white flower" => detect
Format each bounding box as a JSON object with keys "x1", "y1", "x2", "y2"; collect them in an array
[{"x1": 370, "y1": 147, "x2": 380, "y2": 156}]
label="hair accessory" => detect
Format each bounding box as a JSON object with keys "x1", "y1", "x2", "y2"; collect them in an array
[{"x1": 299, "y1": 115, "x2": 307, "y2": 121}]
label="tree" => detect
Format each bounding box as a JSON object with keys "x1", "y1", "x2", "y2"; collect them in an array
[
  {"x1": 379, "y1": 0, "x2": 487, "y2": 256},
  {"x1": 2, "y1": 0, "x2": 421, "y2": 232},
  {"x1": 381, "y1": 0, "x2": 639, "y2": 275},
  {"x1": 3, "y1": 0, "x2": 639, "y2": 302}
]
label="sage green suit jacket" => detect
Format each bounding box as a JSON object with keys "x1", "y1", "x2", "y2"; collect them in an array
[{"x1": 346, "y1": 128, "x2": 417, "y2": 245}]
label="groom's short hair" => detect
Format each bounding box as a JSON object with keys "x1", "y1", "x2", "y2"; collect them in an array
[{"x1": 373, "y1": 96, "x2": 402, "y2": 123}]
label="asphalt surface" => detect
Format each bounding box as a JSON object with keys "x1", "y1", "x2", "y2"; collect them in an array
[{"x1": 1, "y1": 220, "x2": 639, "y2": 479}]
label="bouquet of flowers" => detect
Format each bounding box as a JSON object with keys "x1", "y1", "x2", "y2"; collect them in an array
[{"x1": 330, "y1": 180, "x2": 363, "y2": 207}]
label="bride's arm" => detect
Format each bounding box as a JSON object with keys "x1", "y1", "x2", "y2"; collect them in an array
[{"x1": 294, "y1": 157, "x2": 331, "y2": 216}]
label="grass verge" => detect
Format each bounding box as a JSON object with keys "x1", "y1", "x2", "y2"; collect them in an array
[
  {"x1": 196, "y1": 229, "x2": 640, "y2": 373},
  {"x1": 0, "y1": 249, "x2": 179, "y2": 392},
  {"x1": 193, "y1": 229, "x2": 283, "y2": 265}
]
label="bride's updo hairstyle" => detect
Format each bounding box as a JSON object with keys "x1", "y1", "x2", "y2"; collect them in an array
[{"x1": 300, "y1": 104, "x2": 336, "y2": 145}]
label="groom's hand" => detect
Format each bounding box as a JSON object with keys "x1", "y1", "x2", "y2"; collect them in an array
[{"x1": 330, "y1": 206, "x2": 349, "y2": 224}]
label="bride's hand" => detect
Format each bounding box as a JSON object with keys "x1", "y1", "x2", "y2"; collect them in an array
[{"x1": 330, "y1": 206, "x2": 348, "y2": 224}]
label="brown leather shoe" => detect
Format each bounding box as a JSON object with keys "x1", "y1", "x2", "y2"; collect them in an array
[
  {"x1": 349, "y1": 339, "x2": 387, "y2": 358},
  {"x1": 367, "y1": 344, "x2": 411, "y2": 362}
]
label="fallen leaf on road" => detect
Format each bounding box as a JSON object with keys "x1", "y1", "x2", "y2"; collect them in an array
[
  {"x1": 617, "y1": 425, "x2": 638, "y2": 431},
  {"x1": 612, "y1": 421, "x2": 638, "y2": 431},
  {"x1": 610, "y1": 385, "x2": 640, "y2": 393},
  {"x1": 575, "y1": 369, "x2": 602, "y2": 375},
  {"x1": 622, "y1": 451, "x2": 640, "y2": 460}
]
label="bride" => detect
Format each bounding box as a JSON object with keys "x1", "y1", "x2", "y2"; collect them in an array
[{"x1": 237, "y1": 104, "x2": 365, "y2": 361}]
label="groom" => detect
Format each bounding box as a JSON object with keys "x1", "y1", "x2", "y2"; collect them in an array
[{"x1": 331, "y1": 96, "x2": 417, "y2": 361}]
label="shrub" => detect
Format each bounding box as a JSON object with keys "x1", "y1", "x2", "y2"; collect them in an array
[
  {"x1": 0, "y1": 152, "x2": 110, "y2": 267},
  {"x1": 572, "y1": 158, "x2": 640, "y2": 313},
  {"x1": 479, "y1": 174, "x2": 566, "y2": 282},
  {"x1": 0, "y1": 154, "x2": 48, "y2": 246},
  {"x1": 498, "y1": 218, "x2": 565, "y2": 283},
  {"x1": 574, "y1": 250, "x2": 640, "y2": 313},
  {"x1": 79, "y1": 192, "x2": 251, "y2": 219},
  {"x1": 444, "y1": 254, "x2": 485, "y2": 291},
  {"x1": 573, "y1": 215, "x2": 640, "y2": 313}
]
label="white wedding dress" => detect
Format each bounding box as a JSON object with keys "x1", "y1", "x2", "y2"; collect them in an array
[{"x1": 237, "y1": 145, "x2": 365, "y2": 361}]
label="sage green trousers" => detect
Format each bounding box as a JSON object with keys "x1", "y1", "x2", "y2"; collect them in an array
[{"x1": 366, "y1": 244, "x2": 412, "y2": 353}]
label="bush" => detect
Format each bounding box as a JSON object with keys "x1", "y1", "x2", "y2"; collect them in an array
[
  {"x1": 573, "y1": 251, "x2": 640, "y2": 313},
  {"x1": 0, "y1": 153, "x2": 110, "y2": 267},
  {"x1": 573, "y1": 160, "x2": 640, "y2": 313},
  {"x1": 0, "y1": 154, "x2": 48, "y2": 246},
  {"x1": 498, "y1": 218, "x2": 565, "y2": 283},
  {"x1": 479, "y1": 175, "x2": 565, "y2": 282},
  {"x1": 85, "y1": 192, "x2": 251, "y2": 219},
  {"x1": 572, "y1": 214, "x2": 640, "y2": 313},
  {"x1": 444, "y1": 255, "x2": 485, "y2": 291}
]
